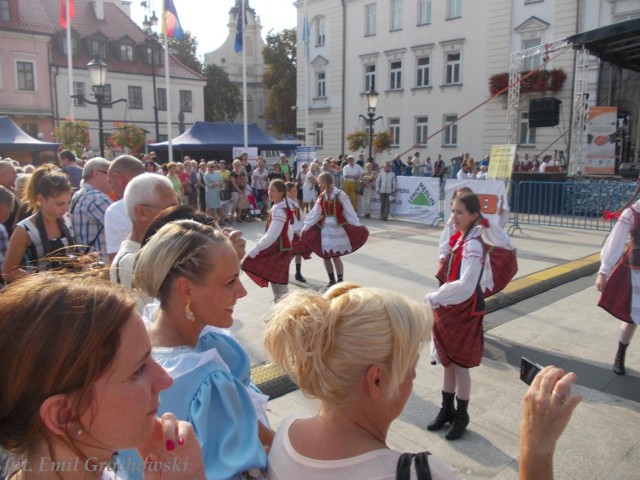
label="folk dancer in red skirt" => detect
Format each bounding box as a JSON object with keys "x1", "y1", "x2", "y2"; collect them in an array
[
  {"x1": 301, "y1": 172, "x2": 369, "y2": 288},
  {"x1": 286, "y1": 182, "x2": 311, "y2": 283},
  {"x1": 425, "y1": 193, "x2": 515, "y2": 441},
  {"x1": 596, "y1": 191, "x2": 640, "y2": 375},
  {"x1": 242, "y1": 179, "x2": 294, "y2": 302}
]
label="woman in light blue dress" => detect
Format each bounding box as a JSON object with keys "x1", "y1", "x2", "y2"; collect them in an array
[
  {"x1": 203, "y1": 161, "x2": 223, "y2": 222},
  {"x1": 121, "y1": 220, "x2": 270, "y2": 480}
]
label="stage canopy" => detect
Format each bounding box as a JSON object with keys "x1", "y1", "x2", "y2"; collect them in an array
[
  {"x1": 149, "y1": 121, "x2": 299, "y2": 152},
  {"x1": 567, "y1": 17, "x2": 640, "y2": 72}
]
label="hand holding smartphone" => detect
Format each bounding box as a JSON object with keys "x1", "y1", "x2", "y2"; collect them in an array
[{"x1": 520, "y1": 357, "x2": 542, "y2": 385}]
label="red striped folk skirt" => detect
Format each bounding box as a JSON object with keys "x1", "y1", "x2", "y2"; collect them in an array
[
  {"x1": 242, "y1": 242, "x2": 293, "y2": 287},
  {"x1": 433, "y1": 294, "x2": 485, "y2": 368},
  {"x1": 598, "y1": 248, "x2": 634, "y2": 324},
  {"x1": 291, "y1": 234, "x2": 312, "y2": 259},
  {"x1": 302, "y1": 223, "x2": 369, "y2": 259}
]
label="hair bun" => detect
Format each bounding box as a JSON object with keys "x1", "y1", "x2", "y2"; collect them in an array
[{"x1": 323, "y1": 282, "x2": 361, "y2": 301}]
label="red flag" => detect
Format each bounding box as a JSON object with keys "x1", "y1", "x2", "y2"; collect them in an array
[{"x1": 59, "y1": 0, "x2": 75, "y2": 29}]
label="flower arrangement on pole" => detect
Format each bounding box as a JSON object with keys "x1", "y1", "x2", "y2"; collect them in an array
[
  {"x1": 372, "y1": 131, "x2": 393, "y2": 153},
  {"x1": 346, "y1": 130, "x2": 368, "y2": 152},
  {"x1": 52, "y1": 117, "x2": 91, "y2": 155},
  {"x1": 109, "y1": 122, "x2": 146, "y2": 154}
]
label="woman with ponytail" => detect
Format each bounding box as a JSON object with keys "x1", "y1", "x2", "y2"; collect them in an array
[
  {"x1": 596, "y1": 185, "x2": 640, "y2": 375},
  {"x1": 3, "y1": 164, "x2": 76, "y2": 282},
  {"x1": 242, "y1": 179, "x2": 294, "y2": 302}
]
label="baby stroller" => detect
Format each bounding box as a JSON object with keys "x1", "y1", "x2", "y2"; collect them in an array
[{"x1": 241, "y1": 186, "x2": 262, "y2": 222}]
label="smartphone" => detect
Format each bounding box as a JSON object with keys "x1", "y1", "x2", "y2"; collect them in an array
[{"x1": 520, "y1": 357, "x2": 542, "y2": 385}]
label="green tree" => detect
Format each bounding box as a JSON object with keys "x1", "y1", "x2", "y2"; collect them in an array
[
  {"x1": 203, "y1": 64, "x2": 242, "y2": 122},
  {"x1": 262, "y1": 28, "x2": 296, "y2": 135},
  {"x1": 168, "y1": 31, "x2": 203, "y2": 74}
]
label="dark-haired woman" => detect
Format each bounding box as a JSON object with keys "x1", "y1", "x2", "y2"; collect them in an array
[
  {"x1": 425, "y1": 194, "x2": 487, "y2": 441},
  {"x1": 3, "y1": 164, "x2": 77, "y2": 283},
  {"x1": 242, "y1": 179, "x2": 294, "y2": 302}
]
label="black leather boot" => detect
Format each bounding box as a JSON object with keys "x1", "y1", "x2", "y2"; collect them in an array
[
  {"x1": 327, "y1": 272, "x2": 336, "y2": 288},
  {"x1": 445, "y1": 397, "x2": 469, "y2": 440},
  {"x1": 613, "y1": 342, "x2": 629, "y2": 375},
  {"x1": 427, "y1": 391, "x2": 455, "y2": 431},
  {"x1": 295, "y1": 263, "x2": 306, "y2": 283}
]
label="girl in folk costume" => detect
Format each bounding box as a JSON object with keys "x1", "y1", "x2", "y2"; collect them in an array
[
  {"x1": 243, "y1": 180, "x2": 294, "y2": 302},
  {"x1": 301, "y1": 172, "x2": 369, "y2": 288},
  {"x1": 426, "y1": 194, "x2": 515, "y2": 441},
  {"x1": 596, "y1": 189, "x2": 640, "y2": 375},
  {"x1": 286, "y1": 182, "x2": 311, "y2": 283}
]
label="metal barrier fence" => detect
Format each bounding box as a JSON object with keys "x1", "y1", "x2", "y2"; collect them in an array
[{"x1": 507, "y1": 179, "x2": 636, "y2": 232}]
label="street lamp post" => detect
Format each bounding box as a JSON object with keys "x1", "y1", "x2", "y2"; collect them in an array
[
  {"x1": 143, "y1": 10, "x2": 160, "y2": 142},
  {"x1": 359, "y1": 89, "x2": 383, "y2": 161},
  {"x1": 78, "y1": 55, "x2": 126, "y2": 157}
]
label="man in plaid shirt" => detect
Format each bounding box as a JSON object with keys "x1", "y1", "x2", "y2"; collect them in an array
[{"x1": 71, "y1": 157, "x2": 112, "y2": 259}]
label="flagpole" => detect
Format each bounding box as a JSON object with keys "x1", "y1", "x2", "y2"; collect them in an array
[
  {"x1": 242, "y1": 1, "x2": 248, "y2": 149},
  {"x1": 65, "y1": 0, "x2": 74, "y2": 121},
  {"x1": 163, "y1": 25, "x2": 173, "y2": 163},
  {"x1": 303, "y1": 0, "x2": 308, "y2": 146}
]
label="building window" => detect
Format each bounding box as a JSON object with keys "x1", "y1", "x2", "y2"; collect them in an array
[
  {"x1": 389, "y1": 118, "x2": 400, "y2": 146},
  {"x1": 364, "y1": 64, "x2": 376, "y2": 91},
  {"x1": 73, "y1": 82, "x2": 85, "y2": 106},
  {"x1": 418, "y1": 0, "x2": 431, "y2": 25},
  {"x1": 128, "y1": 86, "x2": 143, "y2": 109},
  {"x1": 316, "y1": 72, "x2": 326, "y2": 98},
  {"x1": 120, "y1": 44, "x2": 134, "y2": 62},
  {"x1": 22, "y1": 123, "x2": 38, "y2": 138},
  {"x1": 16, "y1": 61, "x2": 35, "y2": 91},
  {"x1": 416, "y1": 116, "x2": 428, "y2": 145},
  {"x1": 90, "y1": 39, "x2": 106, "y2": 59},
  {"x1": 390, "y1": 0, "x2": 403, "y2": 31},
  {"x1": 416, "y1": 56, "x2": 430, "y2": 87},
  {"x1": 389, "y1": 60, "x2": 402, "y2": 90},
  {"x1": 179, "y1": 90, "x2": 192, "y2": 112},
  {"x1": 62, "y1": 37, "x2": 78, "y2": 55},
  {"x1": 443, "y1": 114, "x2": 458, "y2": 146},
  {"x1": 447, "y1": 0, "x2": 462, "y2": 19},
  {"x1": 316, "y1": 17, "x2": 325, "y2": 46},
  {"x1": 315, "y1": 122, "x2": 324, "y2": 147},
  {"x1": 1, "y1": 0, "x2": 10, "y2": 21},
  {"x1": 103, "y1": 84, "x2": 112, "y2": 107},
  {"x1": 157, "y1": 88, "x2": 167, "y2": 111},
  {"x1": 522, "y1": 38, "x2": 542, "y2": 71},
  {"x1": 365, "y1": 3, "x2": 376, "y2": 36},
  {"x1": 519, "y1": 112, "x2": 536, "y2": 145},
  {"x1": 445, "y1": 52, "x2": 461, "y2": 84},
  {"x1": 145, "y1": 46, "x2": 161, "y2": 65}
]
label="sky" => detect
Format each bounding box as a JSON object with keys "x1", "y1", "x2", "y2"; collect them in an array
[{"x1": 130, "y1": 0, "x2": 298, "y2": 59}]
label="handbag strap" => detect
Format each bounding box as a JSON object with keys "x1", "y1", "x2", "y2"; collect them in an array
[{"x1": 396, "y1": 451, "x2": 432, "y2": 480}]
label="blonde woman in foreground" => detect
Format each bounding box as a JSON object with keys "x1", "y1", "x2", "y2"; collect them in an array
[{"x1": 264, "y1": 283, "x2": 581, "y2": 479}]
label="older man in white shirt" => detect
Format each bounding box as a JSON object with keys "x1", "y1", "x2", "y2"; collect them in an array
[
  {"x1": 342, "y1": 155, "x2": 364, "y2": 211},
  {"x1": 376, "y1": 161, "x2": 396, "y2": 221}
]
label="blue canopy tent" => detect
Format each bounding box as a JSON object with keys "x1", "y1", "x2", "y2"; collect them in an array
[
  {"x1": 148, "y1": 122, "x2": 299, "y2": 160},
  {"x1": 0, "y1": 116, "x2": 59, "y2": 163}
]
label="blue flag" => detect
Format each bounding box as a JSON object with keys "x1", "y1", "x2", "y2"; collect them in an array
[
  {"x1": 302, "y1": 16, "x2": 309, "y2": 59},
  {"x1": 234, "y1": 1, "x2": 248, "y2": 53}
]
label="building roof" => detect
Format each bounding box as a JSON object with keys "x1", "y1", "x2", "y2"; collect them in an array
[
  {"x1": 1, "y1": 0, "x2": 204, "y2": 81},
  {"x1": 567, "y1": 18, "x2": 640, "y2": 73}
]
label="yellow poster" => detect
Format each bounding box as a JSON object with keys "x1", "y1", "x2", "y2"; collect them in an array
[{"x1": 488, "y1": 144, "x2": 516, "y2": 181}]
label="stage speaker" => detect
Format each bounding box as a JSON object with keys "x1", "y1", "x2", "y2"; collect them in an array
[
  {"x1": 529, "y1": 98, "x2": 561, "y2": 128},
  {"x1": 619, "y1": 163, "x2": 638, "y2": 178}
]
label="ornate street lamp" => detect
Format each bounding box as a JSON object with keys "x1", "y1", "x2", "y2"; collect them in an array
[{"x1": 359, "y1": 89, "x2": 383, "y2": 161}]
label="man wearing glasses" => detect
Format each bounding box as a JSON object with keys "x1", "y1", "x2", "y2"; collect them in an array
[{"x1": 70, "y1": 157, "x2": 112, "y2": 259}]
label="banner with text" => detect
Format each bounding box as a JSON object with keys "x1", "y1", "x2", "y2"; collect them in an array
[
  {"x1": 488, "y1": 145, "x2": 516, "y2": 181},
  {"x1": 583, "y1": 106, "x2": 617, "y2": 175},
  {"x1": 444, "y1": 179, "x2": 509, "y2": 226},
  {"x1": 369, "y1": 177, "x2": 441, "y2": 224}
]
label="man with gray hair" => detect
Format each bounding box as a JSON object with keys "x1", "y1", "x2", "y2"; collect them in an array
[
  {"x1": 70, "y1": 157, "x2": 112, "y2": 258},
  {"x1": 105, "y1": 155, "x2": 145, "y2": 262},
  {"x1": 110, "y1": 173, "x2": 178, "y2": 291}
]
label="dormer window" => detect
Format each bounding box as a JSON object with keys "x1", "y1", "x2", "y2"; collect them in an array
[
  {"x1": 62, "y1": 36, "x2": 78, "y2": 55},
  {"x1": 90, "y1": 39, "x2": 107, "y2": 59},
  {"x1": 120, "y1": 43, "x2": 134, "y2": 62},
  {"x1": 1, "y1": 0, "x2": 10, "y2": 21},
  {"x1": 145, "y1": 45, "x2": 161, "y2": 65}
]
